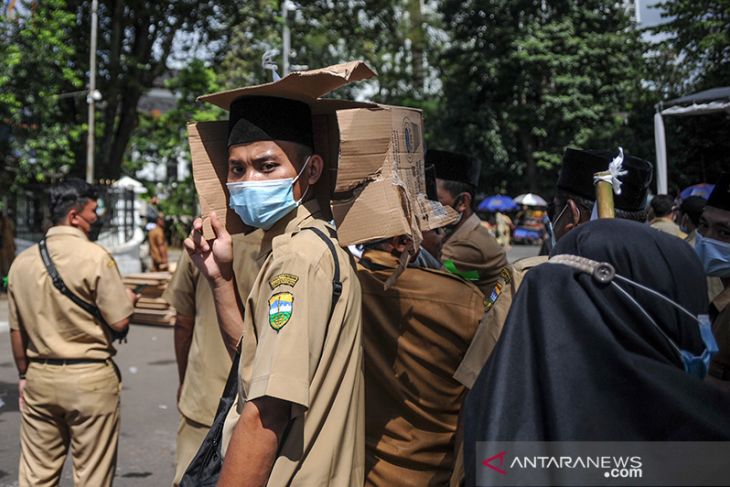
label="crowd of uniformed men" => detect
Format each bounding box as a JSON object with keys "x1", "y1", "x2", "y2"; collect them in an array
[{"x1": 6, "y1": 68, "x2": 730, "y2": 487}]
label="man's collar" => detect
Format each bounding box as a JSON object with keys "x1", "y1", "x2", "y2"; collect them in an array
[
  {"x1": 651, "y1": 216, "x2": 674, "y2": 225},
  {"x1": 46, "y1": 225, "x2": 88, "y2": 241},
  {"x1": 448, "y1": 212, "x2": 480, "y2": 241},
  {"x1": 257, "y1": 199, "x2": 322, "y2": 260}
]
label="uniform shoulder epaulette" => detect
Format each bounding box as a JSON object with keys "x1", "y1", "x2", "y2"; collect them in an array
[{"x1": 512, "y1": 255, "x2": 548, "y2": 273}]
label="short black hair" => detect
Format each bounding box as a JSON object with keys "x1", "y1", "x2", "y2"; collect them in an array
[
  {"x1": 49, "y1": 178, "x2": 98, "y2": 224},
  {"x1": 554, "y1": 190, "x2": 647, "y2": 223},
  {"x1": 440, "y1": 179, "x2": 476, "y2": 209},
  {"x1": 650, "y1": 194, "x2": 675, "y2": 218},
  {"x1": 679, "y1": 196, "x2": 706, "y2": 226}
]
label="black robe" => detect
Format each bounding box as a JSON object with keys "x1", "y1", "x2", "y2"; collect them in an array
[{"x1": 464, "y1": 219, "x2": 730, "y2": 485}]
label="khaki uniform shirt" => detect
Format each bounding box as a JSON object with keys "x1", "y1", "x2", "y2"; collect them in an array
[
  {"x1": 148, "y1": 225, "x2": 166, "y2": 265},
  {"x1": 453, "y1": 265, "x2": 520, "y2": 389},
  {"x1": 357, "y1": 249, "x2": 484, "y2": 486},
  {"x1": 709, "y1": 287, "x2": 730, "y2": 381},
  {"x1": 453, "y1": 256, "x2": 546, "y2": 388},
  {"x1": 650, "y1": 218, "x2": 687, "y2": 239},
  {"x1": 441, "y1": 213, "x2": 508, "y2": 295},
  {"x1": 8, "y1": 226, "x2": 133, "y2": 359},
  {"x1": 163, "y1": 230, "x2": 263, "y2": 427},
  {"x1": 222, "y1": 201, "x2": 365, "y2": 486}
]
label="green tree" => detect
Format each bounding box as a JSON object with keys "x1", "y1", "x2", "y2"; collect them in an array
[
  {"x1": 437, "y1": 0, "x2": 647, "y2": 195},
  {"x1": 0, "y1": 0, "x2": 85, "y2": 189},
  {"x1": 646, "y1": 0, "x2": 730, "y2": 188},
  {"x1": 651, "y1": 0, "x2": 730, "y2": 90}
]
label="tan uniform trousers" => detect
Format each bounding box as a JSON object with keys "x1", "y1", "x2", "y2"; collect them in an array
[
  {"x1": 20, "y1": 361, "x2": 121, "y2": 487},
  {"x1": 172, "y1": 416, "x2": 209, "y2": 486}
]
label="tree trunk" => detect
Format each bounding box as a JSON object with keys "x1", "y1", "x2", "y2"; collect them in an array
[
  {"x1": 519, "y1": 127, "x2": 537, "y2": 193},
  {"x1": 407, "y1": 0, "x2": 425, "y2": 97}
]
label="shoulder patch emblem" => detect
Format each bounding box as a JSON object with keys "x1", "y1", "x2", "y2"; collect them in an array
[
  {"x1": 106, "y1": 259, "x2": 117, "y2": 269},
  {"x1": 268, "y1": 292, "x2": 294, "y2": 332},
  {"x1": 485, "y1": 266, "x2": 512, "y2": 312},
  {"x1": 269, "y1": 273, "x2": 299, "y2": 289}
]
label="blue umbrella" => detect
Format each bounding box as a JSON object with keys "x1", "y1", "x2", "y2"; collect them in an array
[
  {"x1": 478, "y1": 195, "x2": 518, "y2": 212},
  {"x1": 680, "y1": 183, "x2": 714, "y2": 200}
]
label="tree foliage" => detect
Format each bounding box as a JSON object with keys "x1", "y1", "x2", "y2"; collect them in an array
[
  {"x1": 646, "y1": 0, "x2": 730, "y2": 189},
  {"x1": 2, "y1": 0, "x2": 727, "y2": 202},
  {"x1": 651, "y1": 0, "x2": 730, "y2": 90},
  {"x1": 0, "y1": 0, "x2": 85, "y2": 189},
  {"x1": 437, "y1": 0, "x2": 646, "y2": 195}
]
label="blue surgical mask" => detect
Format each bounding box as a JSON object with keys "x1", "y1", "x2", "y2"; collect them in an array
[
  {"x1": 695, "y1": 232, "x2": 730, "y2": 278},
  {"x1": 226, "y1": 157, "x2": 311, "y2": 230}
]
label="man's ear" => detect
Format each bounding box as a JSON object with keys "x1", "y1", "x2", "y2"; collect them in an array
[
  {"x1": 563, "y1": 199, "x2": 582, "y2": 232},
  {"x1": 459, "y1": 193, "x2": 473, "y2": 213},
  {"x1": 67, "y1": 207, "x2": 80, "y2": 226},
  {"x1": 306, "y1": 154, "x2": 324, "y2": 186}
]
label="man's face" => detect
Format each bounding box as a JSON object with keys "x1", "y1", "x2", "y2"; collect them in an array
[
  {"x1": 436, "y1": 178, "x2": 469, "y2": 212},
  {"x1": 228, "y1": 140, "x2": 317, "y2": 201},
  {"x1": 698, "y1": 206, "x2": 730, "y2": 244},
  {"x1": 72, "y1": 199, "x2": 98, "y2": 237}
]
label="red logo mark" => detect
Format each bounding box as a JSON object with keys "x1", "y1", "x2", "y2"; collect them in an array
[{"x1": 482, "y1": 451, "x2": 508, "y2": 475}]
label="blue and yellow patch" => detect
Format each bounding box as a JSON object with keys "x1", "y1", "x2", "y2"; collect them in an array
[
  {"x1": 268, "y1": 292, "x2": 294, "y2": 332},
  {"x1": 484, "y1": 267, "x2": 513, "y2": 312}
]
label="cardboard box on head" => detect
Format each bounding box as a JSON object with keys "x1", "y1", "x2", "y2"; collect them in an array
[{"x1": 188, "y1": 61, "x2": 458, "y2": 250}]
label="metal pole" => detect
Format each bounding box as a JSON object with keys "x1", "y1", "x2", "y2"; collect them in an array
[
  {"x1": 282, "y1": 1, "x2": 290, "y2": 76},
  {"x1": 86, "y1": 0, "x2": 98, "y2": 184}
]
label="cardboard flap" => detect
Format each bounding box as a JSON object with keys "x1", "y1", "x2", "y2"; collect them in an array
[
  {"x1": 335, "y1": 108, "x2": 392, "y2": 192},
  {"x1": 198, "y1": 61, "x2": 377, "y2": 110},
  {"x1": 188, "y1": 121, "x2": 246, "y2": 238}
]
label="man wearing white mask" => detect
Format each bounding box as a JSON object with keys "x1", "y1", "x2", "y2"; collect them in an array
[
  {"x1": 698, "y1": 173, "x2": 730, "y2": 392},
  {"x1": 184, "y1": 95, "x2": 364, "y2": 486}
]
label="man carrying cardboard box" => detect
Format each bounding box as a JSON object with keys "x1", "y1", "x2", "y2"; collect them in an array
[
  {"x1": 184, "y1": 92, "x2": 364, "y2": 485},
  {"x1": 340, "y1": 121, "x2": 486, "y2": 485}
]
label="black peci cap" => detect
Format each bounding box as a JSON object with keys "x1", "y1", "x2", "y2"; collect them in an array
[
  {"x1": 557, "y1": 148, "x2": 653, "y2": 212},
  {"x1": 227, "y1": 96, "x2": 314, "y2": 150},
  {"x1": 707, "y1": 173, "x2": 730, "y2": 211},
  {"x1": 426, "y1": 149, "x2": 480, "y2": 188}
]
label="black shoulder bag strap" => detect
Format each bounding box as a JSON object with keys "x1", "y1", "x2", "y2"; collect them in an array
[
  {"x1": 38, "y1": 238, "x2": 128, "y2": 343},
  {"x1": 181, "y1": 226, "x2": 343, "y2": 486},
  {"x1": 304, "y1": 226, "x2": 343, "y2": 322}
]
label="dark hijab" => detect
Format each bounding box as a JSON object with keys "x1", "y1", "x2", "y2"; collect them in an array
[{"x1": 464, "y1": 219, "x2": 730, "y2": 484}]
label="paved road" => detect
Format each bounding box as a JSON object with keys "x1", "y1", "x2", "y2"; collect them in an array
[
  {"x1": 506, "y1": 243, "x2": 541, "y2": 263},
  {"x1": 0, "y1": 243, "x2": 539, "y2": 486}
]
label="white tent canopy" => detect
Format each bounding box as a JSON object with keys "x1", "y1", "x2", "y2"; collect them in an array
[
  {"x1": 112, "y1": 175, "x2": 148, "y2": 194},
  {"x1": 654, "y1": 86, "x2": 730, "y2": 193}
]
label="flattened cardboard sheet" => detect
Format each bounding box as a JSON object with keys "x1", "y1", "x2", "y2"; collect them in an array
[
  {"x1": 199, "y1": 61, "x2": 377, "y2": 110},
  {"x1": 188, "y1": 121, "x2": 245, "y2": 238}
]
